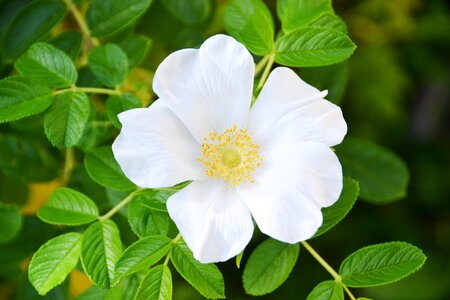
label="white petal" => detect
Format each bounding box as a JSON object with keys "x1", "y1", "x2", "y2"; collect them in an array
[
  {"x1": 167, "y1": 180, "x2": 254, "y2": 263},
  {"x1": 249, "y1": 67, "x2": 347, "y2": 147},
  {"x1": 153, "y1": 34, "x2": 254, "y2": 142},
  {"x1": 112, "y1": 100, "x2": 206, "y2": 188},
  {"x1": 237, "y1": 141, "x2": 343, "y2": 243}
]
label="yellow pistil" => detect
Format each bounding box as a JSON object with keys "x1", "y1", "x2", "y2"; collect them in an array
[{"x1": 199, "y1": 125, "x2": 262, "y2": 186}]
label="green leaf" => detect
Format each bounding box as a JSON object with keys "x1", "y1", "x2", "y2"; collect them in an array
[
  {"x1": 49, "y1": 31, "x2": 83, "y2": 61},
  {"x1": 243, "y1": 238, "x2": 299, "y2": 296},
  {"x1": 134, "y1": 189, "x2": 175, "y2": 212},
  {"x1": 0, "y1": 76, "x2": 53, "y2": 124},
  {"x1": 160, "y1": 0, "x2": 212, "y2": 25},
  {"x1": 277, "y1": 0, "x2": 333, "y2": 33},
  {"x1": 236, "y1": 250, "x2": 244, "y2": 269},
  {"x1": 28, "y1": 232, "x2": 82, "y2": 295},
  {"x1": 84, "y1": 146, "x2": 135, "y2": 191},
  {"x1": 136, "y1": 265, "x2": 172, "y2": 300},
  {"x1": 105, "y1": 93, "x2": 141, "y2": 129},
  {"x1": 118, "y1": 35, "x2": 152, "y2": 68},
  {"x1": 15, "y1": 42, "x2": 77, "y2": 88},
  {"x1": 275, "y1": 27, "x2": 356, "y2": 67},
  {"x1": 314, "y1": 178, "x2": 359, "y2": 238},
  {"x1": 0, "y1": 204, "x2": 22, "y2": 244},
  {"x1": 339, "y1": 242, "x2": 427, "y2": 287},
  {"x1": 37, "y1": 187, "x2": 99, "y2": 226},
  {"x1": 114, "y1": 235, "x2": 172, "y2": 283},
  {"x1": 2, "y1": 0, "x2": 66, "y2": 60},
  {"x1": 120, "y1": 275, "x2": 140, "y2": 300},
  {"x1": 128, "y1": 193, "x2": 169, "y2": 237},
  {"x1": 88, "y1": 44, "x2": 128, "y2": 88},
  {"x1": 335, "y1": 137, "x2": 410, "y2": 203},
  {"x1": 43, "y1": 91, "x2": 90, "y2": 148},
  {"x1": 171, "y1": 241, "x2": 225, "y2": 299},
  {"x1": 224, "y1": 0, "x2": 274, "y2": 56},
  {"x1": 310, "y1": 13, "x2": 347, "y2": 33},
  {"x1": 306, "y1": 280, "x2": 344, "y2": 300},
  {"x1": 87, "y1": 0, "x2": 153, "y2": 37},
  {"x1": 81, "y1": 220, "x2": 123, "y2": 288}
]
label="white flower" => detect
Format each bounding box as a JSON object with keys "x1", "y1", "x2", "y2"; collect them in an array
[{"x1": 112, "y1": 34, "x2": 347, "y2": 263}]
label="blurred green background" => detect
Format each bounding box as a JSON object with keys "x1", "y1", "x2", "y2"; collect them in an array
[{"x1": 0, "y1": 0, "x2": 449, "y2": 299}]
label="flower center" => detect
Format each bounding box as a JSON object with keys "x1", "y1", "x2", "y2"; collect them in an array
[{"x1": 199, "y1": 125, "x2": 262, "y2": 186}]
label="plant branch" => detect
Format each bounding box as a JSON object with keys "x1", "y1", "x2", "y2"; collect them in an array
[
  {"x1": 99, "y1": 188, "x2": 143, "y2": 221},
  {"x1": 62, "y1": 148, "x2": 75, "y2": 184},
  {"x1": 63, "y1": 0, "x2": 99, "y2": 47},
  {"x1": 255, "y1": 55, "x2": 270, "y2": 77},
  {"x1": 54, "y1": 87, "x2": 121, "y2": 96},
  {"x1": 256, "y1": 53, "x2": 275, "y2": 91}
]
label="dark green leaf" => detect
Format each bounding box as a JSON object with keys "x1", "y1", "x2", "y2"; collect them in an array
[
  {"x1": 277, "y1": 0, "x2": 333, "y2": 33},
  {"x1": 128, "y1": 194, "x2": 169, "y2": 237},
  {"x1": 339, "y1": 242, "x2": 427, "y2": 288},
  {"x1": 224, "y1": 0, "x2": 274, "y2": 56},
  {"x1": 0, "y1": 172, "x2": 29, "y2": 206},
  {"x1": 160, "y1": 0, "x2": 212, "y2": 25},
  {"x1": 28, "y1": 232, "x2": 82, "y2": 295},
  {"x1": 310, "y1": 13, "x2": 347, "y2": 33},
  {"x1": 171, "y1": 241, "x2": 225, "y2": 299},
  {"x1": 84, "y1": 146, "x2": 135, "y2": 191},
  {"x1": 0, "y1": 76, "x2": 53, "y2": 123},
  {"x1": 335, "y1": 137, "x2": 410, "y2": 203},
  {"x1": 0, "y1": 204, "x2": 22, "y2": 244},
  {"x1": 2, "y1": 0, "x2": 66, "y2": 60},
  {"x1": 87, "y1": 0, "x2": 153, "y2": 37},
  {"x1": 105, "y1": 93, "x2": 141, "y2": 129},
  {"x1": 275, "y1": 27, "x2": 356, "y2": 67},
  {"x1": 118, "y1": 35, "x2": 152, "y2": 68},
  {"x1": 37, "y1": 187, "x2": 99, "y2": 226},
  {"x1": 81, "y1": 220, "x2": 122, "y2": 288},
  {"x1": 314, "y1": 178, "x2": 359, "y2": 238},
  {"x1": 306, "y1": 280, "x2": 344, "y2": 300},
  {"x1": 134, "y1": 189, "x2": 175, "y2": 212},
  {"x1": 88, "y1": 44, "x2": 129, "y2": 88},
  {"x1": 49, "y1": 31, "x2": 83, "y2": 61},
  {"x1": 243, "y1": 238, "x2": 299, "y2": 296},
  {"x1": 44, "y1": 91, "x2": 90, "y2": 148},
  {"x1": 136, "y1": 265, "x2": 172, "y2": 300}
]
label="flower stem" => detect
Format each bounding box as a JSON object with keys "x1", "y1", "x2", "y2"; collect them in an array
[
  {"x1": 98, "y1": 188, "x2": 143, "y2": 221},
  {"x1": 301, "y1": 241, "x2": 356, "y2": 300},
  {"x1": 62, "y1": 0, "x2": 99, "y2": 47},
  {"x1": 256, "y1": 53, "x2": 275, "y2": 91},
  {"x1": 255, "y1": 55, "x2": 270, "y2": 77},
  {"x1": 54, "y1": 87, "x2": 121, "y2": 96}
]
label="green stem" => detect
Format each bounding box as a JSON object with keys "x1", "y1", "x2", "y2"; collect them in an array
[
  {"x1": 99, "y1": 188, "x2": 143, "y2": 221},
  {"x1": 62, "y1": 148, "x2": 75, "y2": 183},
  {"x1": 301, "y1": 241, "x2": 356, "y2": 300},
  {"x1": 256, "y1": 53, "x2": 275, "y2": 91},
  {"x1": 63, "y1": 0, "x2": 99, "y2": 46},
  {"x1": 255, "y1": 55, "x2": 270, "y2": 77},
  {"x1": 54, "y1": 87, "x2": 121, "y2": 96},
  {"x1": 163, "y1": 233, "x2": 182, "y2": 266}
]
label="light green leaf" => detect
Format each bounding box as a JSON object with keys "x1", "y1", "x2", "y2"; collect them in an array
[
  {"x1": 314, "y1": 178, "x2": 359, "y2": 238},
  {"x1": 339, "y1": 242, "x2": 427, "y2": 287},
  {"x1": 224, "y1": 0, "x2": 274, "y2": 56},
  {"x1": 236, "y1": 250, "x2": 244, "y2": 269},
  {"x1": 136, "y1": 265, "x2": 172, "y2": 300},
  {"x1": 160, "y1": 0, "x2": 212, "y2": 25},
  {"x1": 37, "y1": 187, "x2": 99, "y2": 226},
  {"x1": 81, "y1": 220, "x2": 122, "y2": 288},
  {"x1": 335, "y1": 137, "x2": 410, "y2": 203},
  {"x1": 105, "y1": 93, "x2": 141, "y2": 129},
  {"x1": 114, "y1": 235, "x2": 172, "y2": 283},
  {"x1": 275, "y1": 27, "x2": 356, "y2": 67},
  {"x1": 43, "y1": 91, "x2": 90, "y2": 148},
  {"x1": 120, "y1": 275, "x2": 141, "y2": 300},
  {"x1": 310, "y1": 13, "x2": 348, "y2": 33},
  {"x1": 117, "y1": 35, "x2": 152, "y2": 68},
  {"x1": 87, "y1": 0, "x2": 153, "y2": 37},
  {"x1": 84, "y1": 146, "x2": 135, "y2": 191},
  {"x1": 2, "y1": 0, "x2": 66, "y2": 60},
  {"x1": 88, "y1": 44, "x2": 129, "y2": 88},
  {"x1": 0, "y1": 76, "x2": 53, "y2": 124},
  {"x1": 134, "y1": 189, "x2": 175, "y2": 212},
  {"x1": 171, "y1": 241, "x2": 225, "y2": 299},
  {"x1": 0, "y1": 204, "x2": 22, "y2": 244},
  {"x1": 49, "y1": 31, "x2": 83, "y2": 61},
  {"x1": 28, "y1": 232, "x2": 82, "y2": 295},
  {"x1": 306, "y1": 280, "x2": 344, "y2": 300},
  {"x1": 243, "y1": 238, "x2": 299, "y2": 296},
  {"x1": 15, "y1": 42, "x2": 77, "y2": 88},
  {"x1": 277, "y1": 0, "x2": 333, "y2": 33}
]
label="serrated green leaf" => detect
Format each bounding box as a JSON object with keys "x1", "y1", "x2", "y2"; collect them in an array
[
  {"x1": 105, "y1": 93, "x2": 141, "y2": 129},
  {"x1": 81, "y1": 220, "x2": 122, "y2": 288},
  {"x1": 339, "y1": 242, "x2": 427, "y2": 287},
  {"x1": 243, "y1": 238, "x2": 299, "y2": 296},
  {"x1": 135, "y1": 189, "x2": 175, "y2": 212},
  {"x1": 136, "y1": 265, "x2": 172, "y2": 300},
  {"x1": 160, "y1": 0, "x2": 212, "y2": 25},
  {"x1": 84, "y1": 146, "x2": 135, "y2": 191},
  {"x1": 224, "y1": 0, "x2": 274, "y2": 56},
  {"x1": 118, "y1": 35, "x2": 152, "y2": 68},
  {"x1": 28, "y1": 232, "x2": 82, "y2": 295},
  {"x1": 275, "y1": 27, "x2": 356, "y2": 67},
  {"x1": 277, "y1": 0, "x2": 333, "y2": 33},
  {"x1": 335, "y1": 137, "x2": 410, "y2": 203},
  {"x1": 171, "y1": 241, "x2": 225, "y2": 299},
  {"x1": 0, "y1": 203, "x2": 22, "y2": 244},
  {"x1": 314, "y1": 178, "x2": 359, "y2": 238},
  {"x1": 49, "y1": 31, "x2": 83, "y2": 61},
  {"x1": 43, "y1": 91, "x2": 90, "y2": 148},
  {"x1": 37, "y1": 187, "x2": 99, "y2": 226},
  {"x1": 87, "y1": 0, "x2": 153, "y2": 37},
  {"x1": 114, "y1": 235, "x2": 172, "y2": 283},
  {"x1": 0, "y1": 76, "x2": 53, "y2": 124},
  {"x1": 309, "y1": 13, "x2": 347, "y2": 33},
  {"x1": 2, "y1": 0, "x2": 66, "y2": 60},
  {"x1": 15, "y1": 42, "x2": 77, "y2": 88},
  {"x1": 88, "y1": 44, "x2": 129, "y2": 88},
  {"x1": 128, "y1": 194, "x2": 169, "y2": 237},
  {"x1": 306, "y1": 280, "x2": 344, "y2": 300},
  {"x1": 120, "y1": 275, "x2": 141, "y2": 300}
]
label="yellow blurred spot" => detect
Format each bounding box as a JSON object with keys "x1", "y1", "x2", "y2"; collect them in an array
[
  {"x1": 70, "y1": 270, "x2": 92, "y2": 298},
  {"x1": 121, "y1": 67, "x2": 154, "y2": 106},
  {"x1": 21, "y1": 180, "x2": 63, "y2": 215}
]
